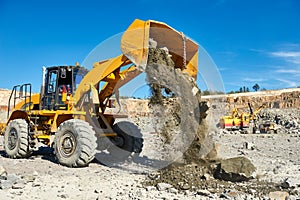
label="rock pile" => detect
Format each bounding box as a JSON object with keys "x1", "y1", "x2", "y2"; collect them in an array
[
  {"x1": 0, "y1": 165, "x2": 38, "y2": 190},
  {"x1": 258, "y1": 108, "x2": 300, "y2": 134}
]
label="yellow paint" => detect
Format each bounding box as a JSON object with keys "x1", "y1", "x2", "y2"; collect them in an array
[{"x1": 121, "y1": 19, "x2": 198, "y2": 79}]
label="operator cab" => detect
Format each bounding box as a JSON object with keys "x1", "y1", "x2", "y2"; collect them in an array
[{"x1": 41, "y1": 66, "x2": 88, "y2": 110}]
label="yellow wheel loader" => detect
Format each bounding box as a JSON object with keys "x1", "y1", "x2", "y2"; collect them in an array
[
  {"x1": 220, "y1": 103, "x2": 264, "y2": 133},
  {"x1": 0, "y1": 19, "x2": 199, "y2": 167}
]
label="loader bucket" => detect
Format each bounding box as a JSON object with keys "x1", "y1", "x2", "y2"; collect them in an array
[{"x1": 121, "y1": 19, "x2": 199, "y2": 79}]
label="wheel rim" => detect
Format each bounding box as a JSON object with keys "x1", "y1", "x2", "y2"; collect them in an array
[
  {"x1": 59, "y1": 131, "x2": 77, "y2": 157},
  {"x1": 8, "y1": 128, "x2": 18, "y2": 150},
  {"x1": 111, "y1": 135, "x2": 125, "y2": 148}
]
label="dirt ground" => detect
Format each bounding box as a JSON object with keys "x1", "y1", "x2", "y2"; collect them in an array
[{"x1": 1, "y1": 111, "x2": 300, "y2": 199}]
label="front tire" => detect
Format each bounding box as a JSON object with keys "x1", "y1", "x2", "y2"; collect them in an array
[
  {"x1": 54, "y1": 119, "x2": 97, "y2": 167},
  {"x1": 108, "y1": 121, "x2": 143, "y2": 161},
  {"x1": 4, "y1": 119, "x2": 32, "y2": 158}
]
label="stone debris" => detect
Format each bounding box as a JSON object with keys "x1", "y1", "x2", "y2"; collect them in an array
[
  {"x1": 0, "y1": 174, "x2": 20, "y2": 189},
  {"x1": 282, "y1": 177, "x2": 300, "y2": 189},
  {"x1": 196, "y1": 189, "x2": 211, "y2": 196},
  {"x1": 0, "y1": 166, "x2": 7, "y2": 180},
  {"x1": 242, "y1": 142, "x2": 255, "y2": 150},
  {"x1": 269, "y1": 191, "x2": 289, "y2": 200},
  {"x1": 156, "y1": 182, "x2": 173, "y2": 191},
  {"x1": 259, "y1": 108, "x2": 300, "y2": 134}
]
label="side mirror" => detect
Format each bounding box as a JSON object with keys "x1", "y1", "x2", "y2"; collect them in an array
[{"x1": 61, "y1": 68, "x2": 66, "y2": 78}]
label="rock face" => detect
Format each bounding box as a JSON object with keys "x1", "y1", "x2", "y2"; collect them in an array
[
  {"x1": 106, "y1": 88, "x2": 300, "y2": 121},
  {"x1": 213, "y1": 156, "x2": 256, "y2": 182},
  {"x1": 1, "y1": 88, "x2": 300, "y2": 122},
  {"x1": 203, "y1": 88, "x2": 300, "y2": 111}
]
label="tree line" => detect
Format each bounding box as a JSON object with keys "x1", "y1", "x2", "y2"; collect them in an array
[{"x1": 202, "y1": 83, "x2": 265, "y2": 96}]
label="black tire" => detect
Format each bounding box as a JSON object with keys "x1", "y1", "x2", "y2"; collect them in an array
[
  {"x1": 108, "y1": 121, "x2": 143, "y2": 161},
  {"x1": 4, "y1": 119, "x2": 32, "y2": 158},
  {"x1": 54, "y1": 119, "x2": 97, "y2": 167}
]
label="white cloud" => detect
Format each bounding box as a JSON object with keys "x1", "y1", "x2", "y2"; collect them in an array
[
  {"x1": 270, "y1": 51, "x2": 300, "y2": 64},
  {"x1": 276, "y1": 78, "x2": 298, "y2": 87},
  {"x1": 275, "y1": 69, "x2": 299, "y2": 73},
  {"x1": 243, "y1": 77, "x2": 265, "y2": 82}
]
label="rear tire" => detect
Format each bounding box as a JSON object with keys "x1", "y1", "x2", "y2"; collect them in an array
[
  {"x1": 54, "y1": 119, "x2": 97, "y2": 167},
  {"x1": 108, "y1": 121, "x2": 143, "y2": 161},
  {"x1": 4, "y1": 119, "x2": 32, "y2": 158}
]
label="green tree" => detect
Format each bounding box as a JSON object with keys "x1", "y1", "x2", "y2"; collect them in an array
[
  {"x1": 202, "y1": 90, "x2": 211, "y2": 96},
  {"x1": 252, "y1": 83, "x2": 260, "y2": 92}
]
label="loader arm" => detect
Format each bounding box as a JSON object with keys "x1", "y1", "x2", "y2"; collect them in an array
[
  {"x1": 73, "y1": 19, "x2": 199, "y2": 114},
  {"x1": 73, "y1": 55, "x2": 129, "y2": 107},
  {"x1": 73, "y1": 54, "x2": 143, "y2": 112}
]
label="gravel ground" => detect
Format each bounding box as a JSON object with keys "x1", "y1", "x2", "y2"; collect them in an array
[
  {"x1": 1, "y1": 118, "x2": 300, "y2": 199},
  {"x1": 1, "y1": 105, "x2": 300, "y2": 199}
]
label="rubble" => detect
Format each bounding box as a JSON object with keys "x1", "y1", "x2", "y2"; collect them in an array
[
  {"x1": 0, "y1": 174, "x2": 20, "y2": 189},
  {"x1": 156, "y1": 182, "x2": 173, "y2": 191},
  {"x1": 258, "y1": 108, "x2": 300, "y2": 134},
  {"x1": 282, "y1": 177, "x2": 300, "y2": 189},
  {"x1": 269, "y1": 191, "x2": 289, "y2": 200},
  {"x1": 0, "y1": 166, "x2": 7, "y2": 180}
]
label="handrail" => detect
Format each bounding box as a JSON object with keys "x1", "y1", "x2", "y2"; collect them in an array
[{"x1": 7, "y1": 83, "x2": 32, "y2": 119}]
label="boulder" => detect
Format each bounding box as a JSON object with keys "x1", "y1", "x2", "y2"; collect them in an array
[{"x1": 213, "y1": 156, "x2": 256, "y2": 182}]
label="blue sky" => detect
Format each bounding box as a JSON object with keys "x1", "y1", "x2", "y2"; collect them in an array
[{"x1": 0, "y1": 0, "x2": 300, "y2": 95}]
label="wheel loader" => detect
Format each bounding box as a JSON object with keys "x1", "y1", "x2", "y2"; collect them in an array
[
  {"x1": 220, "y1": 103, "x2": 264, "y2": 133},
  {"x1": 0, "y1": 19, "x2": 199, "y2": 167}
]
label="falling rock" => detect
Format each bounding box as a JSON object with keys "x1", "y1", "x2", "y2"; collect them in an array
[
  {"x1": 213, "y1": 156, "x2": 256, "y2": 182},
  {"x1": 156, "y1": 182, "x2": 173, "y2": 191},
  {"x1": 203, "y1": 143, "x2": 221, "y2": 161},
  {"x1": 269, "y1": 191, "x2": 289, "y2": 200}
]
